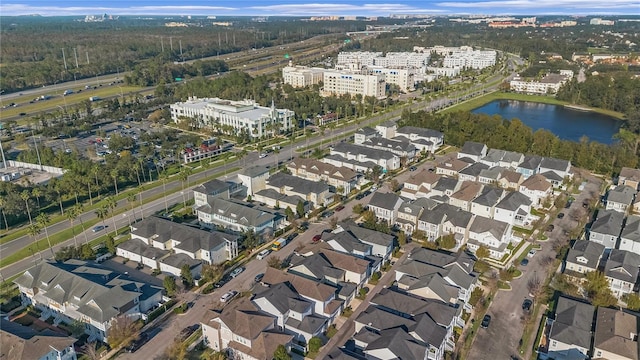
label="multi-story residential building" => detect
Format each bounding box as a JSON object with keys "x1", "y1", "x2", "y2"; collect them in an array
[
  {"x1": 374, "y1": 52, "x2": 431, "y2": 68},
  {"x1": 519, "y1": 174, "x2": 552, "y2": 207},
  {"x1": 589, "y1": 210, "x2": 625, "y2": 249},
  {"x1": 264, "y1": 172, "x2": 332, "y2": 208},
  {"x1": 619, "y1": 167, "x2": 640, "y2": 190},
  {"x1": 368, "y1": 192, "x2": 404, "y2": 224},
  {"x1": 430, "y1": 177, "x2": 461, "y2": 200},
  {"x1": 497, "y1": 170, "x2": 525, "y2": 190},
  {"x1": 360, "y1": 137, "x2": 417, "y2": 160},
  {"x1": 593, "y1": 307, "x2": 639, "y2": 360},
  {"x1": 436, "y1": 158, "x2": 470, "y2": 177},
  {"x1": 470, "y1": 187, "x2": 505, "y2": 219},
  {"x1": 509, "y1": 72, "x2": 572, "y2": 95},
  {"x1": 397, "y1": 198, "x2": 438, "y2": 234},
  {"x1": 565, "y1": 240, "x2": 605, "y2": 275},
  {"x1": 394, "y1": 126, "x2": 445, "y2": 153},
  {"x1": 539, "y1": 157, "x2": 572, "y2": 180},
  {"x1": 541, "y1": 297, "x2": 595, "y2": 360},
  {"x1": 426, "y1": 66, "x2": 461, "y2": 77},
  {"x1": 14, "y1": 261, "x2": 162, "y2": 342},
  {"x1": 466, "y1": 216, "x2": 513, "y2": 259},
  {"x1": 517, "y1": 155, "x2": 544, "y2": 179},
  {"x1": 237, "y1": 165, "x2": 270, "y2": 196},
  {"x1": 337, "y1": 51, "x2": 382, "y2": 66},
  {"x1": 119, "y1": 216, "x2": 240, "y2": 268},
  {"x1": 288, "y1": 249, "x2": 371, "y2": 291},
  {"x1": 493, "y1": 191, "x2": 532, "y2": 227},
  {"x1": 193, "y1": 178, "x2": 242, "y2": 207},
  {"x1": 321, "y1": 70, "x2": 386, "y2": 99},
  {"x1": 479, "y1": 149, "x2": 524, "y2": 169},
  {"x1": 180, "y1": 139, "x2": 232, "y2": 164},
  {"x1": 458, "y1": 141, "x2": 488, "y2": 162},
  {"x1": 170, "y1": 97, "x2": 295, "y2": 139},
  {"x1": 458, "y1": 162, "x2": 489, "y2": 183},
  {"x1": 329, "y1": 142, "x2": 400, "y2": 171},
  {"x1": 478, "y1": 167, "x2": 504, "y2": 185},
  {"x1": 364, "y1": 66, "x2": 415, "y2": 92},
  {"x1": 606, "y1": 185, "x2": 636, "y2": 213},
  {"x1": 282, "y1": 63, "x2": 325, "y2": 88},
  {"x1": 354, "y1": 127, "x2": 379, "y2": 145},
  {"x1": 201, "y1": 296, "x2": 294, "y2": 359},
  {"x1": 196, "y1": 197, "x2": 279, "y2": 234},
  {"x1": 442, "y1": 49, "x2": 496, "y2": 70},
  {"x1": 287, "y1": 158, "x2": 360, "y2": 195},
  {"x1": 335, "y1": 221, "x2": 395, "y2": 260},
  {"x1": 620, "y1": 215, "x2": 640, "y2": 255},
  {"x1": 449, "y1": 181, "x2": 483, "y2": 212},
  {"x1": 604, "y1": 249, "x2": 640, "y2": 298},
  {"x1": 1, "y1": 318, "x2": 77, "y2": 360},
  {"x1": 400, "y1": 170, "x2": 442, "y2": 199}
]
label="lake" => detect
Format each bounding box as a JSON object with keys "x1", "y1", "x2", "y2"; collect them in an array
[{"x1": 471, "y1": 100, "x2": 622, "y2": 144}]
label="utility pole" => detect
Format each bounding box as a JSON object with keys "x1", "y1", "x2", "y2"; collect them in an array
[
  {"x1": 73, "y1": 48, "x2": 79, "y2": 68},
  {"x1": 61, "y1": 48, "x2": 68, "y2": 70}
]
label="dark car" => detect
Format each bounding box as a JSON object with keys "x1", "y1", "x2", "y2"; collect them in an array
[
  {"x1": 564, "y1": 201, "x2": 573, "y2": 209},
  {"x1": 557, "y1": 213, "x2": 565, "y2": 219},
  {"x1": 179, "y1": 324, "x2": 199, "y2": 340},
  {"x1": 355, "y1": 193, "x2": 365, "y2": 200},
  {"x1": 335, "y1": 205, "x2": 345, "y2": 212},
  {"x1": 409, "y1": 166, "x2": 417, "y2": 171},
  {"x1": 520, "y1": 258, "x2": 529, "y2": 266},
  {"x1": 481, "y1": 314, "x2": 491, "y2": 328},
  {"x1": 522, "y1": 299, "x2": 533, "y2": 312},
  {"x1": 125, "y1": 332, "x2": 149, "y2": 353},
  {"x1": 312, "y1": 234, "x2": 322, "y2": 243},
  {"x1": 254, "y1": 273, "x2": 265, "y2": 283},
  {"x1": 546, "y1": 224, "x2": 555, "y2": 232}
]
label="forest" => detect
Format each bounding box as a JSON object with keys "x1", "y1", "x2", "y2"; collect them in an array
[{"x1": 0, "y1": 16, "x2": 365, "y2": 92}]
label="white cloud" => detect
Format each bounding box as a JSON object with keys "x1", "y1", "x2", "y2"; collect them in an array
[
  {"x1": 0, "y1": 3, "x2": 236, "y2": 16},
  {"x1": 438, "y1": 0, "x2": 638, "y2": 10}
]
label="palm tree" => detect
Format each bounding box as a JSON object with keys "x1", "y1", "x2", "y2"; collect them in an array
[
  {"x1": 138, "y1": 186, "x2": 145, "y2": 220},
  {"x1": 21, "y1": 190, "x2": 33, "y2": 225},
  {"x1": 76, "y1": 205, "x2": 90, "y2": 245},
  {"x1": 161, "y1": 172, "x2": 169, "y2": 214},
  {"x1": 83, "y1": 175, "x2": 94, "y2": 205},
  {"x1": 110, "y1": 168, "x2": 119, "y2": 195},
  {"x1": 66, "y1": 206, "x2": 80, "y2": 248},
  {"x1": 127, "y1": 193, "x2": 137, "y2": 224},
  {"x1": 27, "y1": 223, "x2": 42, "y2": 262},
  {"x1": 0, "y1": 197, "x2": 8, "y2": 232},
  {"x1": 105, "y1": 196, "x2": 118, "y2": 236},
  {"x1": 91, "y1": 164, "x2": 101, "y2": 197},
  {"x1": 95, "y1": 206, "x2": 108, "y2": 230},
  {"x1": 36, "y1": 213, "x2": 54, "y2": 256},
  {"x1": 32, "y1": 187, "x2": 42, "y2": 210}
]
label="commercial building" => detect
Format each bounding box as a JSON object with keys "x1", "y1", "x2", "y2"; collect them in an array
[
  {"x1": 282, "y1": 63, "x2": 325, "y2": 88},
  {"x1": 321, "y1": 70, "x2": 386, "y2": 99},
  {"x1": 170, "y1": 97, "x2": 295, "y2": 139}
]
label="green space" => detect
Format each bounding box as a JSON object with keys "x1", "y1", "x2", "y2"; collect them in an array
[
  {"x1": 441, "y1": 91, "x2": 626, "y2": 120},
  {"x1": 2, "y1": 86, "x2": 144, "y2": 122}
]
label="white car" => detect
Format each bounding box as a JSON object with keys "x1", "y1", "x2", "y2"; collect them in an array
[
  {"x1": 257, "y1": 249, "x2": 271, "y2": 260},
  {"x1": 220, "y1": 290, "x2": 238, "y2": 303},
  {"x1": 259, "y1": 153, "x2": 268, "y2": 158},
  {"x1": 527, "y1": 249, "x2": 537, "y2": 258}
]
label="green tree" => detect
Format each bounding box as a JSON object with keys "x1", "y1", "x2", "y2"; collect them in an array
[
  {"x1": 21, "y1": 190, "x2": 33, "y2": 224},
  {"x1": 624, "y1": 293, "x2": 640, "y2": 311},
  {"x1": 475, "y1": 245, "x2": 490, "y2": 260},
  {"x1": 352, "y1": 203, "x2": 365, "y2": 214},
  {"x1": 106, "y1": 315, "x2": 141, "y2": 349},
  {"x1": 105, "y1": 235, "x2": 116, "y2": 254},
  {"x1": 296, "y1": 200, "x2": 306, "y2": 218},
  {"x1": 437, "y1": 234, "x2": 457, "y2": 250},
  {"x1": 36, "y1": 212, "x2": 54, "y2": 256},
  {"x1": 397, "y1": 231, "x2": 407, "y2": 246},
  {"x1": 105, "y1": 196, "x2": 118, "y2": 236},
  {"x1": 308, "y1": 337, "x2": 322, "y2": 353},
  {"x1": 273, "y1": 344, "x2": 291, "y2": 360},
  {"x1": 284, "y1": 207, "x2": 295, "y2": 222},
  {"x1": 66, "y1": 206, "x2": 80, "y2": 248},
  {"x1": 0, "y1": 197, "x2": 9, "y2": 232},
  {"x1": 181, "y1": 264, "x2": 195, "y2": 288},
  {"x1": 469, "y1": 287, "x2": 485, "y2": 307},
  {"x1": 68, "y1": 319, "x2": 86, "y2": 337},
  {"x1": 584, "y1": 271, "x2": 618, "y2": 307},
  {"x1": 79, "y1": 244, "x2": 96, "y2": 260},
  {"x1": 164, "y1": 275, "x2": 177, "y2": 297}
]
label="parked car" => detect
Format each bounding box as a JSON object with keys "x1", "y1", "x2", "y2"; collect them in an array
[
  {"x1": 257, "y1": 249, "x2": 271, "y2": 260},
  {"x1": 546, "y1": 224, "x2": 555, "y2": 232},
  {"x1": 229, "y1": 267, "x2": 244, "y2": 278},
  {"x1": 254, "y1": 273, "x2": 265, "y2": 283},
  {"x1": 355, "y1": 193, "x2": 365, "y2": 200},
  {"x1": 312, "y1": 234, "x2": 322, "y2": 243},
  {"x1": 520, "y1": 258, "x2": 529, "y2": 266},
  {"x1": 335, "y1": 205, "x2": 345, "y2": 212},
  {"x1": 179, "y1": 324, "x2": 199, "y2": 340},
  {"x1": 557, "y1": 213, "x2": 565, "y2": 219},
  {"x1": 125, "y1": 332, "x2": 149, "y2": 353},
  {"x1": 522, "y1": 299, "x2": 533, "y2": 313},
  {"x1": 220, "y1": 290, "x2": 238, "y2": 303},
  {"x1": 409, "y1": 166, "x2": 417, "y2": 171},
  {"x1": 481, "y1": 314, "x2": 491, "y2": 328},
  {"x1": 527, "y1": 250, "x2": 537, "y2": 258},
  {"x1": 92, "y1": 225, "x2": 105, "y2": 232}
]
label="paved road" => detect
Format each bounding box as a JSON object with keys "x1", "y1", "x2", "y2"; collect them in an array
[{"x1": 467, "y1": 175, "x2": 603, "y2": 359}]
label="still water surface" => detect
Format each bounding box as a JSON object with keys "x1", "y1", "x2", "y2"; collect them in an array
[{"x1": 472, "y1": 100, "x2": 622, "y2": 144}]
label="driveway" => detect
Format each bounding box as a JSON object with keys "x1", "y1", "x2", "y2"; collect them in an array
[{"x1": 467, "y1": 175, "x2": 602, "y2": 359}]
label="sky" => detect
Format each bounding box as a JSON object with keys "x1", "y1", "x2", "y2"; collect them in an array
[{"x1": 1, "y1": 0, "x2": 638, "y2": 17}]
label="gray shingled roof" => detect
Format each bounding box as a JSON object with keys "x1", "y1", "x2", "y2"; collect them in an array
[
  {"x1": 472, "y1": 187, "x2": 505, "y2": 207},
  {"x1": 590, "y1": 210, "x2": 625, "y2": 237},
  {"x1": 240, "y1": 165, "x2": 270, "y2": 178},
  {"x1": 160, "y1": 253, "x2": 201, "y2": 269},
  {"x1": 460, "y1": 141, "x2": 486, "y2": 156},
  {"x1": 338, "y1": 221, "x2": 395, "y2": 247},
  {"x1": 364, "y1": 327, "x2": 428, "y2": 359},
  {"x1": 459, "y1": 162, "x2": 490, "y2": 177},
  {"x1": 332, "y1": 142, "x2": 397, "y2": 161},
  {"x1": 363, "y1": 137, "x2": 416, "y2": 153},
  {"x1": 197, "y1": 198, "x2": 276, "y2": 227},
  {"x1": 540, "y1": 157, "x2": 570, "y2": 172},
  {"x1": 605, "y1": 249, "x2": 640, "y2": 283},
  {"x1": 267, "y1": 172, "x2": 330, "y2": 195},
  {"x1": 622, "y1": 215, "x2": 640, "y2": 242},
  {"x1": 608, "y1": 185, "x2": 636, "y2": 206},
  {"x1": 355, "y1": 305, "x2": 414, "y2": 331},
  {"x1": 567, "y1": 240, "x2": 605, "y2": 269},
  {"x1": 469, "y1": 216, "x2": 509, "y2": 240},
  {"x1": 253, "y1": 282, "x2": 313, "y2": 314},
  {"x1": 194, "y1": 179, "x2": 232, "y2": 195},
  {"x1": 496, "y1": 191, "x2": 531, "y2": 211},
  {"x1": 368, "y1": 192, "x2": 402, "y2": 211},
  {"x1": 433, "y1": 177, "x2": 460, "y2": 193},
  {"x1": 1, "y1": 318, "x2": 77, "y2": 360},
  {"x1": 518, "y1": 155, "x2": 543, "y2": 170},
  {"x1": 396, "y1": 126, "x2": 444, "y2": 139},
  {"x1": 550, "y1": 296, "x2": 595, "y2": 349},
  {"x1": 594, "y1": 307, "x2": 640, "y2": 360},
  {"x1": 357, "y1": 127, "x2": 378, "y2": 136},
  {"x1": 117, "y1": 238, "x2": 169, "y2": 259}
]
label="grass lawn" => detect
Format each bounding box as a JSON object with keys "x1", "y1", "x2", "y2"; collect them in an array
[
  {"x1": 441, "y1": 91, "x2": 626, "y2": 119},
  {"x1": 3, "y1": 85, "x2": 146, "y2": 123}
]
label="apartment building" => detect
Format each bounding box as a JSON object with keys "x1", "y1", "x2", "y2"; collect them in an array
[
  {"x1": 321, "y1": 70, "x2": 386, "y2": 99},
  {"x1": 282, "y1": 63, "x2": 325, "y2": 88}
]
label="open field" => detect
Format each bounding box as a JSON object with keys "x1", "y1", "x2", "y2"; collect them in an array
[
  {"x1": 1, "y1": 85, "x2": 144, "y2": 122},
  {"x1": 442, "y1": 91, "x2": 626, "y2": 119}
]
